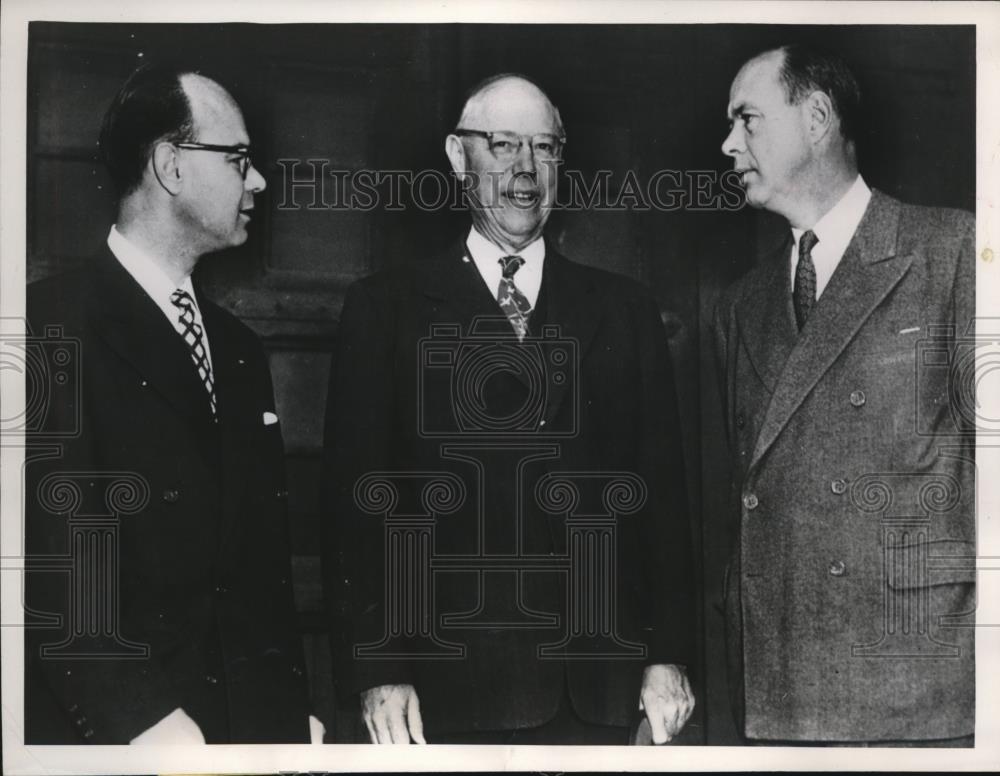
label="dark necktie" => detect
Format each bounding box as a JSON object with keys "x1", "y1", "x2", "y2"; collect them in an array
[
  {"x1": 793, "y1": 230, "x2": 819, "y2": 331},
  {"x1": 170, "y1": 288, "x2": 217, "y2": 417},
  {"x1": 497, "y1": 255, "x2": 532, "y2": 341}
]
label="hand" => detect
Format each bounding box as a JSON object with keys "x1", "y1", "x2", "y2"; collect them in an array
[
  {"x1": 360, "y1": 683, "x2": 425, "y2": 744},
  {"x1": 638, "y1": 664, "x2": 695, "y2": 744},
  {"x1": 129, "y1": 707, "x2": 205, "y2": 745}
]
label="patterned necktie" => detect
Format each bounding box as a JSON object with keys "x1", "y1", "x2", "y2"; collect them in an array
[
  {"x1": 793, "y1": 230, "x2": 819, "y2": 331},
  {"x1": 497, "y1": 255, "x2": 532, "y2": 341},
  {"x1": 170, "y1": 289, "x2": 217, "y2": 417}
]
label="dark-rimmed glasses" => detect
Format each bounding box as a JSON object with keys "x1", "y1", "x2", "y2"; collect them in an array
[
  {"x1": 175, "y1": 142, "x2": 254, "y2": 179},
  {"x1": 453, "y1": 130, "x2": 566, "y2": 162}
]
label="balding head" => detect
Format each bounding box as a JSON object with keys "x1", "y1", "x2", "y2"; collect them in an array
[
  {"x1": 722, "y1": 44, "x2": 860, "y2": 226},
  {"x1": 99, "y1": 62, "x2": 198, "y2": 198},
  {"x1": 105, "y1": 62, "x2": 263, "y2": 272},
  {"x1": 181, "y1": 73, "x2": 244, "y2": 142},
  {"x1": 740, "y1": 44, "x2": 861, "y2": 148},
  {"x1": 456, "y1": 74, "x2": 563, "y2": 137}
]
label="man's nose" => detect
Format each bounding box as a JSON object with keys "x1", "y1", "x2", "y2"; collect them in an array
[
  {"x1": 721, "y1": 123, "x2": 743, "y2": 157},
  {"x1": 245, "y1": 163, "x2": 267, "y2": 194},
  {"x1": 512, "y1": 139, "x2": 537, "y2": 173}
]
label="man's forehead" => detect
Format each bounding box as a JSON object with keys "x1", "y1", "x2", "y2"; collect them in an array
[
  {"x1": 183, "y1": 74, "x2": 249, "y2": 141},
  {"x1": 727, "y1": 55, "x2": 783, "y2": 114}
]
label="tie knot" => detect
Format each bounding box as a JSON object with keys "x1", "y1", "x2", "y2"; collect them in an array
[
  {"x1": 799, "y1": 230, "x2": 819, "y2": 257},
  {"x1": 170, "y1": 288, "x2": 195, "y2": 311},
  {"x1": 499, "y1": 255, "x2": 525, "y2": 279}
]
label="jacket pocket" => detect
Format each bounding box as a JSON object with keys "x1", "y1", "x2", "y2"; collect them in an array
[{"x1": 886, "y1": 539, "x2": 975, "y2": 589}]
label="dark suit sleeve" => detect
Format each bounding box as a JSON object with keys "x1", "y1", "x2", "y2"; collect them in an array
[
  {"x1": 322, "y1": 280, "x2": 413, "y2": 698},
  {"x1": 634, "y1": 293, "x2": 696, "y2": 668}
]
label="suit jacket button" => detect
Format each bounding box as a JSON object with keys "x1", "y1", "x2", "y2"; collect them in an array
[
  {"x1": 850, "y1": 390, "x2": 866, "y2": 407},
  {"x1": 831, "y1": 478, "x2": 847, "y2": 495},
  {"x1": 828, "y1": 560, "x2": 847, "y2": 577},
  {"x1": 292, "y1": 665, "x2": 304, "y2": 677},
  {"x1": 162, "y1": 489, "x2": 180, "y2": 504},
  {"x1": 205, "y1": 674, "x2": 219, "y2": 684},
  {"x1": 736, "y1": 412, "x2": 746, "y2": 429},
  {"x1": 743, "y1": 493, "x2": 759, "y2": 510},
  {"x1": 275, "y1": 489, "x2": 288, "y2": 500},
  {"x1": 82, "y1": 728, "x2": 94, "y2": 739}
]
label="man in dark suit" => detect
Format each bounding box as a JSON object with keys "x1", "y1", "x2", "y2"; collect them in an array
[
  {"x1": 323, "y1": 74, "x2": 695, "y2": 745},
  {"x1": 714, "y1": 45, "x2": 975, "y2": 745},
  {"x1": 25, "y1": 63, "x2": 315, "y2": 744}
]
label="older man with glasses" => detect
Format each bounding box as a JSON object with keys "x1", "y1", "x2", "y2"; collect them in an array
[{"x1": 323, "y1": 73, "x2": 696, "y2": 745}]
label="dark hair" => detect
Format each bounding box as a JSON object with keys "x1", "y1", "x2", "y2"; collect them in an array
[
  {"x1": 98, "y1": 62, "x2": 197, "y2": 197},
  {"x1": 776, "y1": 44, "x2": 862, "y2": 145}
]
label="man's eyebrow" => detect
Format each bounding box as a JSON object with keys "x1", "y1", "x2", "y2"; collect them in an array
[{"x1": 727, "y1": 102, "x2": 747, "y2": 119}]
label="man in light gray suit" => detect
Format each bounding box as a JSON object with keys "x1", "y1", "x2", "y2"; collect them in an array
[{"x1": 714, "y1": 44, "x2": 975, "y2": 745}]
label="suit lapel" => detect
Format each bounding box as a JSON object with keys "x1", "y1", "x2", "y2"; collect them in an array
[
  {"x1": 538, "y1": 246, "x2": 602, "y2": 426},
  {"x1": 88, "y1": 248, "x2": 216, "y2": 429},
  {"x1": 735, "y1": 234, "x2": 798, "y2": 393},
  {"x1": 421, "y1": 239, "x2": 515, "y2": 325},
  {"x1": 200, "y1": 298, "x2": 257, "y2": 557},
  {"x1": 749, "y1": 190, "x2": 911, "y2": 470}
]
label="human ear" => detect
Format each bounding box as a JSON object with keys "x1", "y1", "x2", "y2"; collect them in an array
[
  {"x1": 806, "y1": 90, "x2": 835, "y2": 142},
  {"x1": 151, "y1": 141, "x2": 183, "y2": 195},
  {"x1": 445, "y1": 134, "x2": 468, "y2": 176}
]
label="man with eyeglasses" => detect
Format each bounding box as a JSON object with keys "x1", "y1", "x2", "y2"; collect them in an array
[
  {"x1": 323, "y1": 73, "x2": 695, "y2": 745},
  {"x1": 25, "y1": 62, "x2": 318, "y2": 744}
]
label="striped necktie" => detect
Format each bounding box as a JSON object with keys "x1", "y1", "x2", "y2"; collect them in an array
[
  {"x1": 170, "y1": 289, "x2": 217, "y2": 418},
  {"x1": 497, "y1": 255, "x2": 532, "y2": 341}
]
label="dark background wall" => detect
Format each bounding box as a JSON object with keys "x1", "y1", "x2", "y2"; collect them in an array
[{"x1": 26, "y1": 22, "x2": 975, "y2": 744}]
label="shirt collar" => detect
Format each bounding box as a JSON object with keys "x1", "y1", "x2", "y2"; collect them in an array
[
  {"x1": 107, "y1": 225, "x2": 198, "y2": 308},
  {"x1": 791, "y1": 175, "x2": 871, "y2": 253},
  {"x1": 465, "y1": 227, "x2": 545, "y2": 268}
]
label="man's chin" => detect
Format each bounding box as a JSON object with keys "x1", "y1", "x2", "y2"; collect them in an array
[
  {"x1": 229, "y1": 228, "x2": 250, "y2": 247},
  {"x1": 743, "y1": 187, "x2": 768, "y2": 210}
]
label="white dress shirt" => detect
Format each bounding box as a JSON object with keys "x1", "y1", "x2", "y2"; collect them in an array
[
  {"x1": 464, "y1": 227, "x2": 545, "y2": 308},
  {"x1": 790, "y1": 175, "x2": 872, "y2": 300},
  {"x1": 107, "y1": 225, "x2": 213, "y2": 371}
]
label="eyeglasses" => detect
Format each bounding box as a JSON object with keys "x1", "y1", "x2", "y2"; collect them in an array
[
  {"x1": 175, "y1": 142, "x2": 254, "y2": 179},
  {"x1": 453, "y1": 129, "x2": 566, "y2": 162}
]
